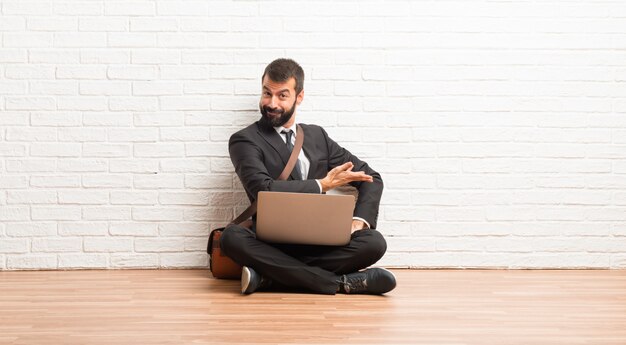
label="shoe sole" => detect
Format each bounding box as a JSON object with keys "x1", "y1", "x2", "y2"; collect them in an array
[{"x1": 241, "y1": 266, "x2": 251, "y2": 294}]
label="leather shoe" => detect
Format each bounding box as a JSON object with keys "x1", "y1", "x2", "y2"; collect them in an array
[
  {"x1": 338, "y1": 268, "x2": 396, "y2": 295},
  {"x1": 241, "y1": 266, "x2": 271, "y2": 294}
]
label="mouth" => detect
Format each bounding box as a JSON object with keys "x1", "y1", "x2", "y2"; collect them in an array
[{"x1": 265, "y1": 108, "x2": 283, "y2": 117}]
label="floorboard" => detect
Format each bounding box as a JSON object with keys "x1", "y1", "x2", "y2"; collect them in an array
[{"x1": 1, "y1": 269, "x2": 625, "y2": 344}]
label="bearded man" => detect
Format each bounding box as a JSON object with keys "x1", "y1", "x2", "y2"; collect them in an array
[{"x1": 220, "y1": 58, "x2": 396, "y2": 295}]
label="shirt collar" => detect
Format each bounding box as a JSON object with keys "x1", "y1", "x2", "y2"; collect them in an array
[{"x1": 273, "y1": 122, "x2": 297, "y2": 136}]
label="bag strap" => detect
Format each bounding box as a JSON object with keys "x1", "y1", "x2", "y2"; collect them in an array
[
  {"x1": 277, "y1": 124, "x2": 304, "y2": 180},
  {"x1": 230, "y1": 124, "x2": 304, "y2": 225}
]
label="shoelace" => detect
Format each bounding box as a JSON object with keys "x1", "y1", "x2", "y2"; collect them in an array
[{"x1": 340, "y1": 274, "x2": 367, "y2": 293}]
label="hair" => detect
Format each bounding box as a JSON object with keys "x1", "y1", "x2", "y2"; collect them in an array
[{"x1": 262, "y1": 58, "x2": 304, "y2": 94}]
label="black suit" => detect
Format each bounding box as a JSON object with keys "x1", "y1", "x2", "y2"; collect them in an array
[{"x1": 220, "y1": 119, "x2": 387, "y2": 294}]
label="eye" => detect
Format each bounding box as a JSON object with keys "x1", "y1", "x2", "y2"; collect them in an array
[{"x1": 280, "y1": 93, "x2": 288, "y2": 99}]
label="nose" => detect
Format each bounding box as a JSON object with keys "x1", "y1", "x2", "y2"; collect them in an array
[{"x1": 268, "y1": 96, "x2": 278, "y2": 108}]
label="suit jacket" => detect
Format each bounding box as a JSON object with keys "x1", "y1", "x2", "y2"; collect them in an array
[{"x1": 228, "y1": 119, "x2": 383, "y2": 229}]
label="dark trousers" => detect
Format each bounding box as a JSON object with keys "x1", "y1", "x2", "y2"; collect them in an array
[{"x1": 220, "y1": 224, "x2": 387, "y2": 294}]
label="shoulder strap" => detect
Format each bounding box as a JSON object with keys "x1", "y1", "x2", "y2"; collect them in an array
[
  {"x1": 278, "y1": 124, "x2": 304, "y2": 180},
  {"x1": 230, "y1": 124, "x2": 304, "y2": 225}
]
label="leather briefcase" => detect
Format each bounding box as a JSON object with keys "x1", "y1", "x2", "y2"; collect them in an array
[{"x1": 207, "y1": 227, "x2": 242, "y2": 279}]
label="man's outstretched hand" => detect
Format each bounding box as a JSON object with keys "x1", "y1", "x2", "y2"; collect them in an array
[{"x1": 319, "y1": 162, "x2": 373, "y2": 193}]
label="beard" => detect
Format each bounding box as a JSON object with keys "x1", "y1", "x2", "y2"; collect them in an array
[{"x1": 259, "y1": 99, "x2": 297, "y2": 128}]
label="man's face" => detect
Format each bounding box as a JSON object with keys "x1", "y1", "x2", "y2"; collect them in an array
[{"x1": 259, "y1": 76, "x2": 303, "y2": 128}]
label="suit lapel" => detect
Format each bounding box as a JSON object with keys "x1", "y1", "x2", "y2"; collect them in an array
[
  {"x1": 256, "y1": 120, "x2": 291, "y2": 170},
  {"x1": 256, "y1": 121, "x2": 315, "y2": 181}
]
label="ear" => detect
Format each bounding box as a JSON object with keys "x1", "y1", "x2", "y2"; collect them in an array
[{"x1": 296, "y1": 89, "x2": 304, "y2": 105}]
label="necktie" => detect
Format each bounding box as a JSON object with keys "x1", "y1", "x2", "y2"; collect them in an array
[{"x1": 281, "y1": 130, "x2": 303, "y2": 180}]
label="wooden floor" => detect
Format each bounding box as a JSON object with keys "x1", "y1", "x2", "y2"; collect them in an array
[{"x1": 1, "y1": 269, "x2": 625, "y2": 345}]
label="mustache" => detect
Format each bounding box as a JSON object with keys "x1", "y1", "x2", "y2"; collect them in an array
[{"x1": 262, "y1": 106, "x2": 283, "y2": 114}]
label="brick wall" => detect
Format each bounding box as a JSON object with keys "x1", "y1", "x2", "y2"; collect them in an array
[{"x1": 1, "y1": 0, "x2": 625, "y2": 270}]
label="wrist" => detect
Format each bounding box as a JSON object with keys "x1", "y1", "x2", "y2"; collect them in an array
[
  {"x1": 351, "y1": 219, "x2": 366, "y2": 232},
  {"x1": 319, "y1": 178, "x2": 330, "y2": 192},
  {"x1": 352, "y1": 217, "x2": 370, "y2": 229}
]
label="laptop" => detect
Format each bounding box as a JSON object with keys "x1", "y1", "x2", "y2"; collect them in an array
[{"x1": 255, "y1": 191, "x2": 355, "y2": 246}]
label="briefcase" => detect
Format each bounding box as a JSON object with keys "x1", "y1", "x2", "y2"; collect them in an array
[{"x1": 207, "y1": 227, "x2": 242, "y2": 279}]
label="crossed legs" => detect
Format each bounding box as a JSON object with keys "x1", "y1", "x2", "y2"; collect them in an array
[{"x1": 220, "y1": 224, "x2": 387, "y2": 294}]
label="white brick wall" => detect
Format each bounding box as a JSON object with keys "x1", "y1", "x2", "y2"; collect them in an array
[{"x1": 1, "y1": 0, "x2": 625, "y2": 270}]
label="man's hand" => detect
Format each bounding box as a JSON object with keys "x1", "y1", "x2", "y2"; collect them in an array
[
  {"x1": 319, "y1": 162, "x2": 373, "y2": 192},
  {"x1": 351, "y1": 219, "x2": 367, "y2": 233}
]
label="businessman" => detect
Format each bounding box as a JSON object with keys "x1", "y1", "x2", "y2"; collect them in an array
[{"x1": 220, "y1": 58, "x2": 396, "y2": 295}]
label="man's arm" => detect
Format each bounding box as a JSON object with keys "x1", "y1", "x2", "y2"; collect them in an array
[{"x1": 319, "y1": 128, "x2": 384, "y2": 229}]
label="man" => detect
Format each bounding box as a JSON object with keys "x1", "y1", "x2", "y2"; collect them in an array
[{"x1": 220, "y1": 58, "x2": 396, "y2": 295}]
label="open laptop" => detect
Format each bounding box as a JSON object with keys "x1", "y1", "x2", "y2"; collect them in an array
[{"x1": 255, "y1": 191, "x2": 355, "y2": 246}]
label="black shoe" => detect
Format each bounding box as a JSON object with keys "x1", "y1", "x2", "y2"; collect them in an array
[
  {"x1": 241, "y1": 266, "x2": 272, "y2": 294},
  {"x1": 338, "y1": 268, "x2": 396, "y2": 295}
]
